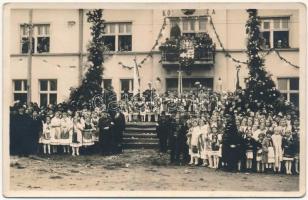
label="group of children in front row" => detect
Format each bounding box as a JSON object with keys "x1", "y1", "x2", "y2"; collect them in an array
[
  {"x1": 38, "y1": 110, "x2": 100, "y2": 156},
  {"x1": 187, "y1": 111, "x2": 300, "y2": 175}
]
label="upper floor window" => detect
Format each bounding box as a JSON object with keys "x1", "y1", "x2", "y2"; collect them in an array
[
  {"x1": 103, "y1": 22, "x2": 132, "y2": 52},
  {"x1": 20, "y1": 24, "x2": 50, "y2": 54},
  {"x1": 169, "y1": 16, "x2": 207, "y2": 38},
  {"x1": 260, "y1": 17, "x2": 289, "y2": 49}
]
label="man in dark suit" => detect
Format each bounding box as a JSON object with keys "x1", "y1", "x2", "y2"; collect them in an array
[
  {"x1": 11, "y1": 105, "x2": 32, "y2": 156},
  {"x1": 156, "y1": 111, "x2": 169, "y2": 153},
  {"x1": 98, "y1": 112, "x2": 113, "y2": 155},
  {"x1": 111, "y1": 111, "x2": 126, "y2": 154}
]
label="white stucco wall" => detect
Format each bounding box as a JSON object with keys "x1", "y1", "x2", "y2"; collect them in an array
[{"x1": 9, "y1": 8, "x2": 300, "y2": 105}]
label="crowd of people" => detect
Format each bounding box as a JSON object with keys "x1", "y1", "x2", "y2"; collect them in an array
[
  {"x1": 155, "y1": 89, "x2": 300, "y2": 175},
  {"x1": 9, "y1": 87, "x2": 300, "y2": 175},
  {"x1": 10, "y1": 102, "x2": 125, "y2": 157}
]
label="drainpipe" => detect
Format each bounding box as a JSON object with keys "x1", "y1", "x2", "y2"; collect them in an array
[
  {"x1": 78, "y1": 9, "x2": 84, "y2": 85},
  {"x1": 27, "y1": 9, "x2": 33, "y2": 104}
]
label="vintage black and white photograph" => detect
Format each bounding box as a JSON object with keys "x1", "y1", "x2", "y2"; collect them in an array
[{"x1": 2, "y1": 2, "x2": 306, "y2": 197}]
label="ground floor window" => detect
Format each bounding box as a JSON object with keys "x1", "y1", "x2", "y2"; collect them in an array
[
  {"x1": 120, "y1": 79, "x2": 134, "y2": 93},
  {"x1": 13, "y1": 80, "x2": 28, "y2": 103},
  {"x1": 166, "y1": 78, "x2": 213, "y2": 92},
  {"x1": 102, "y1": 79, "x2": 112, "y2": 89},
  {"x1": 120, "y1": 79, "x2": 134, "y2": 100},
  {"x1": 39, "y1": 79, "x2": 57, "y2": 106},
  {"x1": 277, "y1": 77, "x2": 299, "y2": 107}
]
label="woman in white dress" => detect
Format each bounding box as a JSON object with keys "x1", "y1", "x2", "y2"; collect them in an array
[
  {"x1": 50, "y1": 111, "x2": 61, "y2": 153},
  {"x1": 60, "y1": 112, "x2": 73, "y2": 154}
]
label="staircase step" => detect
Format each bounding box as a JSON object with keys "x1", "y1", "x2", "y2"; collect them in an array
[
  {"x1": 125, "y1": 129, "x2": 156, "y2": 134},
  {"x1": 124, "y1": 133, "x2": 157, "y2": 138},
  {"x1": 123, "y1": 122, "x2": 159, "y2": 149},
  {"x1": 123, "y1": 143, "x2": 159, "y2": 149},
  {"x1": 126, "y1": 122, "x2": 157, "y2": 128},
  {"x1": 123, "y1": 137, "x2": 159, "y2": 143}
]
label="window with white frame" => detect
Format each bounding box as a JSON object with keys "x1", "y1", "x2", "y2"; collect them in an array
[
  {"x1": 103, "y1": 22, "x2": 132, "y2": 52},
  {"x1": 277, "y1": 77, "x2": 299, "y2": 107},
  {"x1": 20, "y1": 24, "x2": 50, "y2": 54},
  {"x1": 169, "y1": 16, "x2": 208, "y2": 38},
  {"x1": 13, "y1": 80, "x2": 28, "y2": 103},
  {"x1": 260, "y1": 17, "x2": 290, "y2": 49},
  {"x1": 39, "y1": 79, "x2": 57, "y2": 106}
]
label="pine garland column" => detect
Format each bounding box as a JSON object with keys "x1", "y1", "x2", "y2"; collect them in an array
[
  {"x1": 243, "y1": 9, "x2": 282, "y2": 113},
  {"x1": 69, "y1": 9, "x2": 106, "y2": 109}
]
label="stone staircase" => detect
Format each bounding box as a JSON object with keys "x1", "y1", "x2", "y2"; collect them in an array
[{"x1": 123, "y1": 122, "x2": 159, "y2": 149}]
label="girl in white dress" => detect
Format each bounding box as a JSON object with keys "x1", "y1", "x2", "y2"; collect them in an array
[
  {"x1": 71, "y1": 116, "x2": 84, "y2": 156},
  {"x1": 272, "y1": 127, "x2": 283, "y2": 173},
  {"x1": 187, "y1": 120, "x2": 201, "y2": 165},
  {"x1": 40, "y1": 116, "x2": 52, "y2": 154},
  {"x1": 50, "y1": 112, "x2": 61, "y2": 153},
  {"x1": 60, "y1": 112, "x2": 72, "y2": 154}
]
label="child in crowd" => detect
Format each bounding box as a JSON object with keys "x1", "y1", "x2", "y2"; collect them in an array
[
  {"x1": 40, "y1": 116, "x2": 52, "y2": 154},
  {"x1": 60, "y1": 112, "x2": 72, "y2": 154},
  {"x1": 83, "y1": 117, "x2": 95, "y2": 147},
  {"x1": 187, "y1": 120, "x2": 201, "y2": 165},
  {"x1": 272, "y1": 127, "x2": 283, "y2": 173},
  {"x1": 292, "y1": 127, "x2": 300, "y2": 174},
  {"x1": 256, "y1": 133, "x2": 265, "y2": 172},
  {"x1": 244, "y1": 131, "x2": 257, "y2": 171},
  {"x1": 91, "y1": 112, "x2": 100, "y2": 142},
  {"x1": 282, "y1": 130, "x2": 294, "y2": 175},
  {"x1": 71, "y1": 116, "x2": 83, "y2": 156},
  {"x1": 210, "y1": 125, "x2": 222, "y2": 169},
  {"x1": 262, "y1": 131, "x2": 274, "y2": 171},
  {"x1": 199, "y1": 119, "x2": 209, "y2": 167},
  {"x1": 51, "y1": 111, "x2": 61, "y2": 153}
]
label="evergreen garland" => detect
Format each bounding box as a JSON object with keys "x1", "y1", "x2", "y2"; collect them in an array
[{"x1": 69, "y1": 9, "x2": 106, "y2": 110}]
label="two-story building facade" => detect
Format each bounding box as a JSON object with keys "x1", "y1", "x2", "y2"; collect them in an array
[{"x1": 9, "y1": 8, "x2": 300, "y2": 107}]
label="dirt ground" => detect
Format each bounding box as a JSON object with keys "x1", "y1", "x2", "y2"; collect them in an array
[{"x1": 9, "y1": 149, "x2": 299, "y2": 192}]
